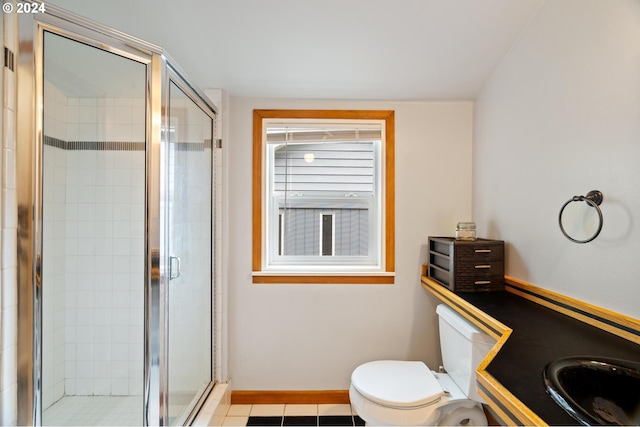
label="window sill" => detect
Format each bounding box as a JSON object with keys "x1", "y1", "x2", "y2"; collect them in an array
[{"x1": 251, "y1": 271, "x2": 395, "y2": 284}]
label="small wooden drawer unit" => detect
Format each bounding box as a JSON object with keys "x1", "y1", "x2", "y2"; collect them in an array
[{"x1": 428, "y1": 236, "x2": 504, "y2": 292}]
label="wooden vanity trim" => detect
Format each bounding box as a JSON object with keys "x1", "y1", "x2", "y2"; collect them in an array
[
  {"x1": 422, "y1": 274, "x2": 640, "y2": 426},
  {"x1": 504, "y1": 276, "x2": 640, "y2": 345},
  {"x1": 477, "y1": 388, "x2": 520, "y2": 426},
  {"x1": 422, "y1": 277, "x2": 545, "y2": 426},
  {"x1": 422, "y1": 275, "x2": 507, "y2": 340}
]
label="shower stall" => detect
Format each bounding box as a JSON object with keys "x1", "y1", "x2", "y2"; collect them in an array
[{"x1": 16, "y1": 4, "x2": 221, "y2": 425}]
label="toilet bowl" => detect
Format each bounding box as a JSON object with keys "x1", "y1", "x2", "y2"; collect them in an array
[
  {"x1": 349, "y1": 360, "x2": 486, "y2": 426},
  {"x1": 349, "y1": 304, "x2": 495, "y2": 426}
]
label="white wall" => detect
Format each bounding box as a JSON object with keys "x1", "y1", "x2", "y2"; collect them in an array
[
  {"x1": 474, "y1": 0, "x2": 640, "y2": 318},
  {"x1": 228, "y1": 98, "x2": 473, "y2": 390}
]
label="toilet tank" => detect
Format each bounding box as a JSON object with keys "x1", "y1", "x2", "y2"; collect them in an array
[{"x1": 436, "y1": 304, "x2": 496, "y2": 402}]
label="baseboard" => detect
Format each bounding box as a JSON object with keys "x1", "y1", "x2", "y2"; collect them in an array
[{"x1": 231, "y1": 390, "x2": 350, "y2": 405}]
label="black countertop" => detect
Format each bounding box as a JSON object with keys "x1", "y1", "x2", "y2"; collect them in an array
[{"x1": 455, "y1": 291, "x2": 640, "y2": 425}]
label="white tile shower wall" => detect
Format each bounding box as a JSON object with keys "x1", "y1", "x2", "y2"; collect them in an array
[
  {"x1": 41, "y1": 87, "x2": 146, "y2": 407},
  {"x1": 67, "y1": 97, "x2": 145, "y2": 142},
  {"x1": 42, "y1": 80, "x2": 69, "y2": 409},
  {"x1": 1, "y1": 4, "x2": 19, "y2": 424},
  {"x1": 42, "y1": 144, "x2": 67, "y2": 408},
  {"x1": 44, "y1": 79, "x2": 68, "y2": 141},
  {"x1": 63, "y1": 147, "x2": 145, "y2": 397}
]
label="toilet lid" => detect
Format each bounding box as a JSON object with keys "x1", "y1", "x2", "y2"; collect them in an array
[{"x1": 351, "y1": 360, "x2": 443, "y2": 408}]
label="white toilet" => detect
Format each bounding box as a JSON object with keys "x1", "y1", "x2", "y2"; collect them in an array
[{"x1": 349, "y1": 304, "x2": 496, "y2": 426}]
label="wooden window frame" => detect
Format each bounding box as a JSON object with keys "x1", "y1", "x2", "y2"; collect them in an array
[{"x1": 252, "y1": 109, "x2": 395, "y2": 284}]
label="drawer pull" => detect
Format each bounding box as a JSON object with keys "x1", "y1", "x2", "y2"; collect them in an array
[
  {"x1": 474, "y1": 280, "x2": 492, "y2": 285},
  {"x1": 475, "y1": 249, "x2": 492, "y2": 253},
  {"x1": 475, "y1": 265, "x2": 491, "y2": 269}
]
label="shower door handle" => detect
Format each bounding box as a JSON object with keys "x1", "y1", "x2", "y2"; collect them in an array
[{"x1": 169, "y1": 256, "x2": 181, "y2": 280}]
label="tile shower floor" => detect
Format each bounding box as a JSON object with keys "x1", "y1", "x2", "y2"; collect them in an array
[
  {"x1": 42, "y1": 395, "x2": 141, "y2": 426},
  {"x1": 220, "y1": 404, "x2": 365, "y2": 427}
]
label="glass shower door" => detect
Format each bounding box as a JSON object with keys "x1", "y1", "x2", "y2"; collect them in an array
[
  {"x1": 166, "y1": 80, "x2": 214, "y2": 424},
  {"x1": 41, "y1": 31, "x2": 147, "y2": 426},
  {"x1": 18, "y1": 5, "x2": 221, "y2": 425}
]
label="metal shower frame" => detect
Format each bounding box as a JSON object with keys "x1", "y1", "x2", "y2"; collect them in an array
[{"x1": 16, "y1": 3, "x2": 218, "y2": 425}]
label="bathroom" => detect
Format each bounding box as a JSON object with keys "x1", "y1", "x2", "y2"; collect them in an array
[{"x1": 2, "y1": 0, "x2": 639, "y2": 425}]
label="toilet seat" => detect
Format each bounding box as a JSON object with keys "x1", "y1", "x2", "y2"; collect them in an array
[{"x1": 351, "y1": 360, "x2": 443, "y2": 408}]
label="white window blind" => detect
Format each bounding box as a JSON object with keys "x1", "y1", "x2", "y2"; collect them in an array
[{"x1": 273, "y1": 141, "x2": 374, "y2": 194}]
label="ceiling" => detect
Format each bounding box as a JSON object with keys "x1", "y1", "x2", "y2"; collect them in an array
[{"x1": 46, "y1": 0, "x2": 545, "y2": 101}]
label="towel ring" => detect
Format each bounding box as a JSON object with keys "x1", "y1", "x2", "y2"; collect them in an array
[{"x1": 558, "y1": 190, "x2": 603, "y2": 244}]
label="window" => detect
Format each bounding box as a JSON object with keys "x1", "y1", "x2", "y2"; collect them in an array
[{"x1": 253, "y1": 110, "x2": 395, "y2": 284}]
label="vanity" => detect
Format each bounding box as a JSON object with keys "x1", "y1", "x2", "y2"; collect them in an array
[{"x1": 421, "y1": 274, "x2": 640, "y2": 426}]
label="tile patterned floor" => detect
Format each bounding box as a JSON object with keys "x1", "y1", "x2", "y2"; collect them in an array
[
  {"x1": 43, "y1": 398, "x2": 364, "y2": 426},
  {"x1": 220, "y1": 404, "x2": 365, "y2": 427}
]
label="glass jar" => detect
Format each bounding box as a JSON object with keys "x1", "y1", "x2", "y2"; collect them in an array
[{"x1": 456, "y1": 222, "x2": 476, "y2": 241}]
